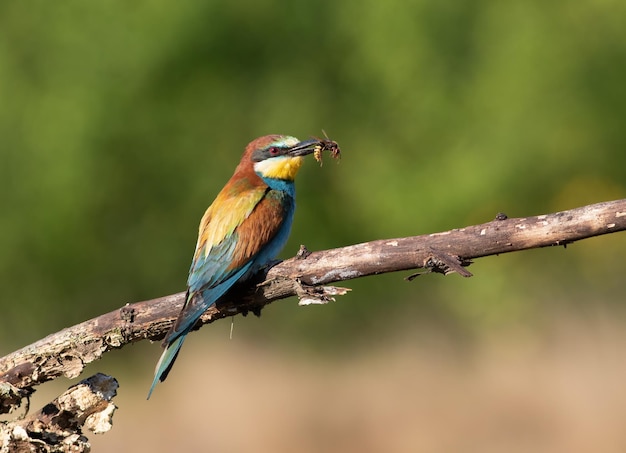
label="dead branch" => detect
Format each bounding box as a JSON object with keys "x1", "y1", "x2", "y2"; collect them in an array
[
  {"x1": 0, "y1": 198, "x2": 624, "y2": 448},
  {"x1": 0, "y1": 373, "x2": 117, "y2": 453}
]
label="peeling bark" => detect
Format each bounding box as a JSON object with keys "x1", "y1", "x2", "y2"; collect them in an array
[{"x1": 0, "y1": 373, "x2": 117, "y2": 453}]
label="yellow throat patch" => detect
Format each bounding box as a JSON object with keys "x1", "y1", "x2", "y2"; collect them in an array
[{"x1": 254, "y1": 156, "x2": 304, "y2": 181}]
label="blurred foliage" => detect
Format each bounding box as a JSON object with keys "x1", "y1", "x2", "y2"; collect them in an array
[{"x1": 1, "y1": 0, "x2": 625, "y2": 351}]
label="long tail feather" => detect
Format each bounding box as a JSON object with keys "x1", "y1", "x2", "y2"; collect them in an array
[{"x1": 147, "y1": 335, "x2": 186, "y2": 399}]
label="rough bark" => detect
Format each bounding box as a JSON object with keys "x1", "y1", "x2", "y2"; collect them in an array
[
  {"x1": 0, "y1": 373, "x2": 117, "y2": 453},
  {"x1": 0, "y1": 198, "x2": 625, "y2": 450}
]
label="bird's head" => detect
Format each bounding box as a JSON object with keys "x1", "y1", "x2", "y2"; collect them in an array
[{"x1": 241, "y1": 135, "x2": 322, "y2": 182}]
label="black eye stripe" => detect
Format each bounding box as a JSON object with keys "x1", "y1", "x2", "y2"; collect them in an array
[{"x1": 251, "y1": 144, "x2": 290, "y2": 162}]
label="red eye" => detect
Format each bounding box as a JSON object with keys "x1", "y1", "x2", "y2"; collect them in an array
[{"x1": 268, "y1": 147, "x2": 280, "y2": 156}]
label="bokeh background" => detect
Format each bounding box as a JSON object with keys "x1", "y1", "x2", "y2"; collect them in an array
[{"x1": 2, "y1": 0, "x2": 626, "y2": 451}]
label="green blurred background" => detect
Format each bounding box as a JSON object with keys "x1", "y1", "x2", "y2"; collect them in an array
[{"x1": 2, "y1": 0, "x2": 626, "y2": 451}]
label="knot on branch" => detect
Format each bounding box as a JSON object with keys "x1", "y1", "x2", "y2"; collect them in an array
[
  {"x1": 424, "y1": 252, "x2": 473, "y2": 277},
  {"x1": 406, "y1": 250, "x2": 473, "y2": 281}
]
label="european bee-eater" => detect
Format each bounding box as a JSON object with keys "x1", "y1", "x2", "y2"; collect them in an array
[{"x1": 148, "y1": 134, "x2": 334, "y2": 398}]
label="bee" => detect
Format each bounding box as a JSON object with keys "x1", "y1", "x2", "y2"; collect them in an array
[{"x1": 312, "y1": 131, "x2": 341, "y2": 166}]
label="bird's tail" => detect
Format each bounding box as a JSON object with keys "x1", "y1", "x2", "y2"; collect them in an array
[{"x1": 147, "y1": 334, "x2": 186, "y2": 399}]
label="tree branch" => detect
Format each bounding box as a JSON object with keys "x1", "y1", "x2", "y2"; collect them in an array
[
  {"x1": 0, "y1": 373, "x2": 117, "y2": 453},
  {"x1": 0, "y1": 198, "x2": 625, "y2": 443}
]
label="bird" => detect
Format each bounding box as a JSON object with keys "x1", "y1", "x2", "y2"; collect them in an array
[{"x1": 148, "y1": 134, "x2": 324, "y2": 398}]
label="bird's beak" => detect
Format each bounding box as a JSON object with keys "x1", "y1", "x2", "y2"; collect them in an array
[{"x1": 287, "y1": 139, "x2": 320, "y2": 157}]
